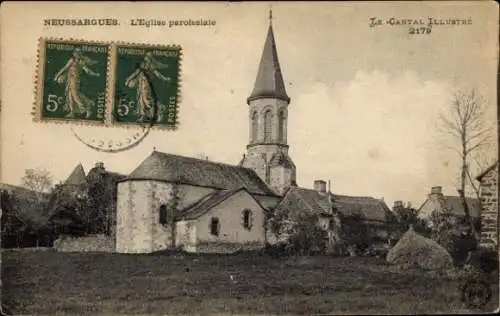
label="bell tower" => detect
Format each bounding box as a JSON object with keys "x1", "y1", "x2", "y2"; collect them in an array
[{"x1": 240, "y1": 9, "x2": 296, "y2": 195}]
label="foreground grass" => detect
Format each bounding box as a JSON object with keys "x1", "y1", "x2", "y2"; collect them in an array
[{"x1": 2, "y1": 249, "x2": 498, "y2": 315}]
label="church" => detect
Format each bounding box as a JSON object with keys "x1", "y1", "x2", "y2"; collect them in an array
[
  {"x1": 48, "y1": 13, "x2": 392, "y2": 254},
  {"x1": 111, "y1": 13, "x2": 394, "y2": 254}
]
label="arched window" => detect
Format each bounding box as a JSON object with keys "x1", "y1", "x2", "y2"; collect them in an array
[
  {"x1": 242, "y1": 209, "x2": 253, "y2": 230},
  {"x1": 159, "y1": 205, "x2": 168, "y2": 225},
  {"x1": 278, "y1": 110, "x2": 285, "y2": 141},
  {"x1": 210, "y1": 217, "x2": 220, "y2": 236},
  {"x1": 251, "y1": 111, "x2": 258, "y2": 142},
  {"x1": 264, "y1": 109, "x2": 272, "y2": 142}
]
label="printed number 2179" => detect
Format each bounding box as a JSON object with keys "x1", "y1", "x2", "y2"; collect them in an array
[{"x1": 409, "y1": 27, "x2": 431, "y2": 34}]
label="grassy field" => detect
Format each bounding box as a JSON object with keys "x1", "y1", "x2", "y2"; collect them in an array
[{"x1": 1, "y1": 249, "x2": 498, "y2": 315}]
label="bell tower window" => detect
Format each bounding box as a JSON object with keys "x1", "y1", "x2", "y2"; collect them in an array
[
  {"x1": 251, "y1": 111, "x2": 258, "y2": 143},
  {"x1": 278, "y1": 110, "x2": 285, "y2": 141},
  {"x1": 264, "y1": 109, "x2": 272, "y2": 142}
]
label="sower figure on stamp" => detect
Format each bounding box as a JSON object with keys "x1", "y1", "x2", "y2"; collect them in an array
[
  {"x1": 125, "y1": 52, "x2": 172, "y2": 122},
  {"x1": 54, "y1": 48, "x2": 101, "y2": 118}
]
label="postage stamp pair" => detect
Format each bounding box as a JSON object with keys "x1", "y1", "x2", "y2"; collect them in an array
[{"x1": 34, "y1": 38, "x2": 181, "y2": 129}]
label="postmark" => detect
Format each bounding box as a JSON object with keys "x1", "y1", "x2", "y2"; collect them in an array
[
  {"x1": 34, "y1": 38, "x2": 109, "y2": 124},
  {"x1": 109, "y1": 43, "x2": 181, "y2": 129},
  {"x1": 460, "y1": 279, "x2": 492, "y2": 309}
]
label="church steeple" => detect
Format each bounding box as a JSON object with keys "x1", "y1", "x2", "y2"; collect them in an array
[
  {"x1": 241, "y1": 9, "x2": 296, "y2": 196},
  {"x1": 247, "y1": 8, "x2": 290, "y2": 104}
]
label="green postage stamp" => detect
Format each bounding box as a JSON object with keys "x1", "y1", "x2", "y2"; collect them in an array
[
  {"x1": 35, "y1": 39, "x2": 109, "y2": 124},
  {"x1": 34, "y1": 38, "x2": 181, "y2": 128},
  {"x1": 110, "y1": 44, "x2": 181, "y2": 127}
]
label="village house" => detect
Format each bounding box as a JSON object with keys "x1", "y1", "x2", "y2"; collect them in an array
[
  {"x1": 476, "y1": 161, "x2": 498, "y2": 248},
  {"x1": 417, "y1": 186, "x2": 482, "y2": 233},
  {"x1": 114, "y1": 13, "x2": 394, "y2": 254}
]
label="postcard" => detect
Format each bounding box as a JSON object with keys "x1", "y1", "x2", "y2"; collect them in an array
[{"x1": 1, "y1": 1, "x2": 498, "y2": 315}]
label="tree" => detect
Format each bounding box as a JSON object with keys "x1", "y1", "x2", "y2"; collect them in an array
[
  {"x1": 338, "y1": 212, "x2": 370, "y2": 255},
  {"x1": 86, "y1": 173, "x2": 110, "y2": 234},
  {"x1": 391, "y1": 201, "x2": 430, "y2": 239},
  {"x1": 267, "y1": 209, "x2": 328, "y2": 256},
  {"x1": 20, "y1": 168, "x2": 53, "y2": 212},
  {"x1": 21, "y1": 168, "x2": 53, "y2": 194},
  {"x1": 438, "y1": 89, "x2": 493, "y2": 239},
  {"x1": 429, "y1": 207, "x2": 477, "y2": 266},
  {"x1": 48, "y1": 182, "x2": 89, "y2": 236}
]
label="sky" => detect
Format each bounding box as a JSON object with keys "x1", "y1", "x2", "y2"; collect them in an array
[{"x1": 1, "y1": 1, "x2": 498, "y2": 208}]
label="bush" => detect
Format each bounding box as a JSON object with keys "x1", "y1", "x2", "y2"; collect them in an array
[{"x1": 267, "y1": 211, "x2": 329, "y2": 256}]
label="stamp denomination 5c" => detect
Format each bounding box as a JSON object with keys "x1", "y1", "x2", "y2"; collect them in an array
[
  {"x1": 34, "y1": 39, "x2": 109, "y2": 124},
  {"x1": 110, "y1": 44, "x2": 181, "y2": 128}
]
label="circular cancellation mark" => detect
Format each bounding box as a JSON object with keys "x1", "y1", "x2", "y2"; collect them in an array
[
  {"x1": 71, "y1": 84, "x2": 161, "y2": 153},
  {"x1": 460, "y1": 279, "x2": 492, "y2": 309}
]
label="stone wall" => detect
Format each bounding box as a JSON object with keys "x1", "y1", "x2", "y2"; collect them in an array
[
  {"x1": 479, "y1": 164, "x2": 498, "y2": 248},
  {"x1": 53, "y1": 234, "x2": 114, "y2": 252},
  {"x1": 195, "y1": 241, "x2": 264, "y2": 253}
]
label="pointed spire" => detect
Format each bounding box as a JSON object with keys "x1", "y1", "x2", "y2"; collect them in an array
[
  {"x1": 247, "y1": 9, "x2": 290, "y2": 104},
  {"x1": 65, "y1": 163, "x2": 87, "y2": 186}
]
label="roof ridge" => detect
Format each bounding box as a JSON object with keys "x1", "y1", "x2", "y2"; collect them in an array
[{"x1": 153, "y1": 150, "x2": 261, "y2": 172}]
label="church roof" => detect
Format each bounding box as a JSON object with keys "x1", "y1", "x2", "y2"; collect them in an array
[
  {"x1": 176, "y1": 187, "x2": 265, "y2": 220},
  {"x1": 274, "y1": 186, "x2": 393, "y2": 222},
  {"x1": 123, "y1": 151, "x2": 278, "y2": 196},
  {"x1": 247, "y1": 23, "x2": 290, "y2": 104},
  {"x1": 65, "y1": 163, "x2": 87, "y2": 186}
]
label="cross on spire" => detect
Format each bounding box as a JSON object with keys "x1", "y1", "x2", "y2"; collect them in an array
[{"x1": 269, "y1": 6, "x2": 273, "y2": 25}]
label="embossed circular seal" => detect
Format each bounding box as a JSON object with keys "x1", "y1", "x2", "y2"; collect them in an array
[{"x1": 460, "y1": 279, "x2": 492, "y2": 309}]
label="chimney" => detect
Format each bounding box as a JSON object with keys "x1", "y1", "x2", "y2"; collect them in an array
[
  {"x1": 314, "y1": 180, "x2": 327, "y2": 193},
  {"x1": 393, "y1": 200, "x2": 403, "y2": 208},
  {"x1": 429, "y1": 186, "x2": 443, "y2": 196},
  {"x1": 95, "y1": 161, "x2": 105, "y2": 170}
]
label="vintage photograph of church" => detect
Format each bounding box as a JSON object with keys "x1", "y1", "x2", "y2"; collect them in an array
[{"x1": 1, "y1": 2, "x2": 498, "y2": 315}]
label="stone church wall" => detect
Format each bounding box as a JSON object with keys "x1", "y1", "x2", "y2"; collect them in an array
[
  {"x1": 116, "y1": 180, "x2": 216, "y2": 253},
  {"x1": 116, "y1": 181, "x2": 154, "y2": 253}
]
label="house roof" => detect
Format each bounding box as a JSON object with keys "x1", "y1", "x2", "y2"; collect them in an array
[
  {"x1": 419, "y1": 195, "x2": 483, "y2": 218},
  {"x1": 332, "y1": 194, "x2": 393, "y2": 222},
  {"x1": 476, "y1": 161, "x2": 498, "y2": 181},
  {"x1": 123, "y1": 151, "x2": 278, "y2": 196},
  {"x1": 247, "y1": 23, "x2": 290, "y2": 104},
  {"x1": 65, "y1": 163, "x2": 87, "y2": 186},
  {"x1": 273, "y1": 187, "x2": 393, "y2": 222},
  {"x1": 176, "y1": 187, "x2": 263, "y2": 221}
]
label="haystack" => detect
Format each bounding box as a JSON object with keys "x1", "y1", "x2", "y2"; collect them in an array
[{"x1": 386, "y1": 225, "x2": 453, "y2": 270}]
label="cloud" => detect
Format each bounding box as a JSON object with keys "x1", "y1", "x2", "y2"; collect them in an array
[{"x1": 290, "y1": 70, "x2": 456, "y2": 206}]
